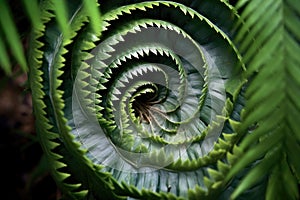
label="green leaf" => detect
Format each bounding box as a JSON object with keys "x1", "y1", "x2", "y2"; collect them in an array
[
  {"x1": 231, "y1": 147, "x2": 281, "y2": 199},
  {"x1": 83, "y1": 0, "x2": 102, "y2": 33},
  {"x1": 0, "y1": 0, "x2": 28, "y2": 72},
  {"x1": 230, "y1": 0, "x2": 300, "y2": 199},
  {"x1": 22, "y1": 0, "x2": 42, "y2": 29},
  {"x1": 51, "y1": 0, "x2": 70, "y2": 36},
  {"x1": 0, "y1": 33, "x2": 11, "y2": 75},
  {"x1": 266, "y1": 155, "x2": 299, "y2": 200}
]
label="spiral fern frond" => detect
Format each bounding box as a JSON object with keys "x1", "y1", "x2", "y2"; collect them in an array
[{"x1": 26, "y1": 0, "x2": 252, "y2": 199}]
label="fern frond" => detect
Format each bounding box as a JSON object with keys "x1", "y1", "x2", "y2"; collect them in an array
[
  {"x1": 227, "y1": 0, "x2": 300, "y2": 199},
  {"x1": 26, "y1": 0, "x2": 252, "y2": 199}
]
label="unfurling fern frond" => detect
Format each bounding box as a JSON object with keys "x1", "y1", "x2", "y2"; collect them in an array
[
  {"x1": 226, "y1": 0, "x2": 300, "y2": 199},
  {"x1": 27, "y1": 0, "x2": 254, "y2": 199}
]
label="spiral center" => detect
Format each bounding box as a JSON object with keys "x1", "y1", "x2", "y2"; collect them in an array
[
  {"x1": 132, "y1": 85, "x2": 165, "y2": 123},
  {"x1": 132, "y1": 93, "x2": 155, "y2": 123}
]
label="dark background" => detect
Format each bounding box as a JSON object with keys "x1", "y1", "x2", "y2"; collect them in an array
[
  {"x1": 0, "y1": 1, "x2": 59, "y2": 199},
  {"x1": 0, "y1": 71, "x2": 59, "y2": 199}
]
